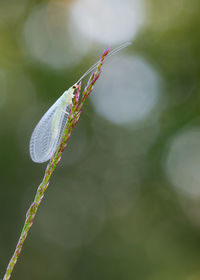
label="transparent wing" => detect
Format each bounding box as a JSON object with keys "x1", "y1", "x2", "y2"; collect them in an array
[{"x1": 29, "y1": 95, "x2": 69, "y2": 163}]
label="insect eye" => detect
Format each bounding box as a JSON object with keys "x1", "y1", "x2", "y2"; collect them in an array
[{"x1": 72, "y1": 84, "x2": 78, "y2": 89}]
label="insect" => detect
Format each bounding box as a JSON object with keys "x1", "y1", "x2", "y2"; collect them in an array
[{"x1": 29, "y1": 42, "x2": 131, "y2": 163}]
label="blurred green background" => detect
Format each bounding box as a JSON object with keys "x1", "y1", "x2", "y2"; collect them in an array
[{"x1": 1, "y1": 0, "x2": 200, "y2": 279}]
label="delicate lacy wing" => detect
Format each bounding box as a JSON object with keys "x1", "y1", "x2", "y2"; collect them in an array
[{"x1": 29, "y1": 94, "x2": 69, "y2": 163}]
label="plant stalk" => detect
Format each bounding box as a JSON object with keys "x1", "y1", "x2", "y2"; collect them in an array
[{"x1": 2, "y1": 47, "x2": 109, "y2": 280}]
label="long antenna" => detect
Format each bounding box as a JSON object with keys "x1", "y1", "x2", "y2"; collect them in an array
[{"x1": 76, "y1": 42, "x2": 132, "y2": 84}]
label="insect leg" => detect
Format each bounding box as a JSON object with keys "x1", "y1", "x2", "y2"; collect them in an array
[{"x1": 62, "y1": 110, "x2": 69, "y2": 116}]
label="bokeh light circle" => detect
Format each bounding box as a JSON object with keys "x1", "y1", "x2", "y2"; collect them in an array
[
  {"x1": 70, "y1": 0, "x2": 145, "y2": 45},
  {"x1": 23, "y1": 2, "x2": 90, "y2": 69},
  {"x1": 90, "y1": 55, "x2": 162, "y2": 125},
  {"x1": 165, "y1": 126, "x2": 200, "y2": 198}
]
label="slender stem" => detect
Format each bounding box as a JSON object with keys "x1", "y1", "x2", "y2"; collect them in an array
[
  {"x1": 2, "y1": 48, "x2": 109, "y2": 280},
  {"x1": 3, "y1": 159, "x2": 54, "y2": 280}
]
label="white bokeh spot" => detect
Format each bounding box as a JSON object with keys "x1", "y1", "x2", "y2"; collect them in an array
[
  {"x1": 22, "y1": 2, "x2": 90, "y2": 69},
  {"x1": 70, "y1": 0, "x2": 145, "y2": 45},
  {"x1": 90, "y1": 55, "x2": 161, "y2": 125},
  {"x1": 165, "y1": 127, "x2": 200, "y2": 198}
]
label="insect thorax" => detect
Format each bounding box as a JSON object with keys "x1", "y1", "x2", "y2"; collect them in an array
[
  {"x1": 51, "y1": 86, "x2": 76, "y2": 139},
  {"x1": 62, "y1": 86, "x2": 76, "y2": 107}
]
